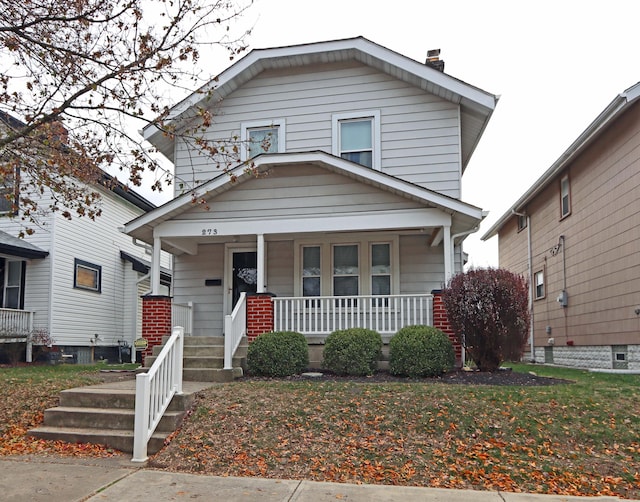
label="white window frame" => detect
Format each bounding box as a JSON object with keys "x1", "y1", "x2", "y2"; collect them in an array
[
  {"x1": 332, "y1": 110, "x2": 381, "y2": 170},
  {"x1": 3, "y1": 260, "x2": 23, "y2": 309},
  {"x1": 332, "y1": 243, "x2": 360, "y2": 297},
  {"x1": 240, "y1": 118, "x2": 286, "y2": 161}
]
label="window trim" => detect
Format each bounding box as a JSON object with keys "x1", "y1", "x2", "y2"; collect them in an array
[
  {"x1": 74, "y1": 258, "x2": 102, "y2": 293},
  {"x1": 332, "y1": 110, "x2": 381, "y2": 170},
  {"x1": 534, "y1": 269, "x2": 545, "y2": 300},
  {"x1": 240, "y1": 118, "x2": 286, "y2": 161},
  {"x1": 560, "y1": 174, "x2": 571, "y2": 219}
]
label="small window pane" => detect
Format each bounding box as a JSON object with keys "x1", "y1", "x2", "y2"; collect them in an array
[
  {"x1": 303, "y1": 246, "x2": 320, "y2": 276},
  {"x1": 333, "y1": 245, "x2": 358, "y2": 275},
  {"x1": 534, "y1": 271, "x2": 544, "y2": 299},
  {"x1": 340, "y1": 120, "x2": 372, "y2": 150},
  {"x1": 303, "y1": 277, "x2": 320, "y2": 297},
  {"x1": 74, "y1": 259, "x2": 101, "y2": 293},
  {"x1": 7, "y1": 261, "x2": 21, "y2": 286},
  {"x1": 334, "y1": 276, "x2": 358, "y2": 296},
  {"x1": 248, "y1": 127, "x2": 278, "y2": 157},
  {"x1": 371, "y1": 244, "x2": 390, "y2": 274},
  {"x1": 372, "y1": 275, "x2": 390, "y2": 296}
]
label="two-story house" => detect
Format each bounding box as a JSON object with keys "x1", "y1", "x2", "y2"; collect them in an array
[
  {"x1": 124, "y1": 37, "x2": 498, "y2": 366},
  {"x1": 482, "y1": 82, "x2": 640, "y2": 371},
  {"x1": 0, "y1": 112, "x2": 172, "y2": 364}
]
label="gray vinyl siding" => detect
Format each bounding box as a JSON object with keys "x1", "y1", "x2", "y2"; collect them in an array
[
  {"x1": 173, "y1": 243, "x2": 224, "y2": 337},
  {"x1": 266, "y1": 240, "x2": 294, "y2": 297},
  {"x1": 174, "y1": 61, "x2": 461, "y2": 197},
  {"x1": 399, "y1": 235, "x2": 445, "y2": 294},
  {"x1": 180, "y1": 165, "x2": 423, "y2": 221}
]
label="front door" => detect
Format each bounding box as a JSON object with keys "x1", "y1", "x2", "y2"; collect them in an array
[{"x1": 232, "y1": 251, "x2": 257, "y2": 308}]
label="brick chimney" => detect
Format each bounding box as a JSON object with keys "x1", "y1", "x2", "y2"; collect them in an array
[{"x1": 425, "y1": 49, "x2": 445, "y2": 72}]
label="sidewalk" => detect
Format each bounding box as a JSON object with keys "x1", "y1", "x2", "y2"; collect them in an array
[{"x1": 0, "y1": 456, "x2": 634, "y2": 502}]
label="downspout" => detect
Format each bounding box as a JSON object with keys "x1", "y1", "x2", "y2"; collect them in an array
[{"x1": 513, "y1": 210, "x2": 534, "y2": 361}]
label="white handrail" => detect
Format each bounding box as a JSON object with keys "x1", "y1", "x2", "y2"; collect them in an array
[
  {"x1": 224, "y1": 292, "x2": 247, "y2": 370},
  {"x1": 132, "y1": 326, "x2": 184, "y2": 463}
]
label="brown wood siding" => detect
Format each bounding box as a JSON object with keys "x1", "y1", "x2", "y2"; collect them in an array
[{"x1": 497, "y1": 101, "x2": 640, "y2": 349}]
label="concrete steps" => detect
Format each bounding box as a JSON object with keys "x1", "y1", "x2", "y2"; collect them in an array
[
  {"x1": 29, "y1": 381, "x2": 202, "y2": 455},
  {"x1": 146, "y1": 335, "x2": 248, "y2": 382}
]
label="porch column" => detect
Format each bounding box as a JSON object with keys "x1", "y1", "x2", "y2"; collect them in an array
[
  {"x1": 151, "y1": 235, "x2": 161, "y2": 295},
  {"x1": 257, "y1": 233, "x2": 265, "y2": 292},
  {"x1": 443, "y1": 225, "x2": 453, "y2": 283}
]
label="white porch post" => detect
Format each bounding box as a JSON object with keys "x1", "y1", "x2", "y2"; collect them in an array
[
  {"x1": 151, "y1": 235, "x2": 161, "y2": 295},
  {"x1": 257, "y1": 233, "x2": 265, "y2": 292},
  {"x1": 443, "y1": 225, "x2": 452, "y2": 284}
]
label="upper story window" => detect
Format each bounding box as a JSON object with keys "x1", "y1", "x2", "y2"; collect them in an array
[
  {"x1": 560, "y1": 175, "x2": 571, "y2": 218},
  {"x1": 1, "y1": 259, "x2": 25, "y2": 309},
  {"x1": 332, "y1": 110, "x2": 381, "y2": 170},
  {"x1": 517, "y1": 214, "x2": 527, "y2": 232},
  {"x1": 240, "y1": 119, "x2": 286, "y2": 161},
  {"x1": 0, "y1": 166, "x2": 19, "y2": 216},
  {"x1": 534, "y1": 270, "x2": 545, "y2": 300}
]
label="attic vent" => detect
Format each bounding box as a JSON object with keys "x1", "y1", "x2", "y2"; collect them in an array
[{"x1": 425, "y1": 49, "x2": 445, "y2": 72}]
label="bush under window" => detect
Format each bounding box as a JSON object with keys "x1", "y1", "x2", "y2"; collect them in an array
[
  {"x1": 247, "y1": 331, "x2": 309, "y2": 377},
  {"x1": 322, "y1": 328, "x2": 382, "y2": 376}
]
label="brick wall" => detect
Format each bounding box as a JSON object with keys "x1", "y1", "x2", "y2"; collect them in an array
[
  {"x1": 141, "y1": 295, "x2": 172, "y2": 365},
  {"x1": 432, "y1": 290, "x2": 463, "y2": 368},
  {"x1": 246, "y1": 293, "x2": 274, "y2": 342}
]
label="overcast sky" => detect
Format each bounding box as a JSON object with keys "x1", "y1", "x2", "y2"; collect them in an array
[{"x1": 145, "y1": 0, "x2": 640, "y2": 267}]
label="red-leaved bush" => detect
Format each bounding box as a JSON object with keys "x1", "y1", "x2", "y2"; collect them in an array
[{"x1": 442, "y1": 268, "x2": 530, "y2": 371}]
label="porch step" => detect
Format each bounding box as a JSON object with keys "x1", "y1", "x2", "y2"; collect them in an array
[
  {"x1": 146, "y1": 336, "x2": 248, "y2": 382},
  {"x1": 29, "y1": 426, "x2": 168, "y2": 455},
  {"x1": 29, "y1": 381, "x2": 200, "y2": 455}
]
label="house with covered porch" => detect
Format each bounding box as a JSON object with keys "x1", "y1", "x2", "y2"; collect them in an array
[{"x1": 125, "y1": 37, "x2": 498, "y2": 369}]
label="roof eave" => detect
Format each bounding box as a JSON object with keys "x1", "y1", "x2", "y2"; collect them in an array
[{"x1": 481, "y1": 81, "x2": 640, "y2": 241}]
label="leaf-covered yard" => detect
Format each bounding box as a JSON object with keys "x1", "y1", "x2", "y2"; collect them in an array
[
  {"x1": 151, "y1": 365, "x2": 640, "y2": 499},
  {"x1": 0, "y1": 363, "x2": 638, "y2": 498}
]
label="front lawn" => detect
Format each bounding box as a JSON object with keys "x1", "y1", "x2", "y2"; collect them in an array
[{"x1": 152, "y1": 364, "x2": 640, "y2": 498}]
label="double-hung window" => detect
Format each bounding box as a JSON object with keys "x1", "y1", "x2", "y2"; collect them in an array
[
  {"x1": 534, "y1": 270, "x2": 545, "y2": 300},
  {"x1": 240, "y1": 119, "x2": 286, "y2": 161},
  {"x1": 332, "y1": 111, "x2": 381, "y2": 170},
  {"x1": 560, "y1": 175, "x2": 571, "y2": 218},
  {"x1": 302, "y1": 246, "x2": 321, "y2": 301},
  {"x1": 2, "y1": 260, "x2": 24, "y2": 309}
]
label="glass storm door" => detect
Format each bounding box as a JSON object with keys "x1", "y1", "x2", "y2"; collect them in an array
[{"x1": 232, "y1": 251, "x2": 257, "y2": 308}]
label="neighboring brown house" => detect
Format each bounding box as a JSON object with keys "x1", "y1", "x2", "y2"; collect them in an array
[{"x1": 482, "y1": 82, "x2": 640, "y2": 371}]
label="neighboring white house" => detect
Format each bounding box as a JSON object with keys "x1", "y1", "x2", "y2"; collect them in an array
[
  {"x1": 0, "y1": 115, "x2": 172, "y2": 363},
  {"x1": 125, "y1": 37, "x2": 498, "y2": 348}
]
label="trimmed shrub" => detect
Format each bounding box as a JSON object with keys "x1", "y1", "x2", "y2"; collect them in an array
[
  {"x1": 322, "y1": 328, "x2": 382, "y2": 376},
  {"x1": 247, "y1": 331, "x2": 309, "y2": 377},
  {"x1": 442, "y1": 268, "x2": 530, "y2": 372},
  {"x1": 389, "y1": 325, "x2": 454, "y2": 377}
]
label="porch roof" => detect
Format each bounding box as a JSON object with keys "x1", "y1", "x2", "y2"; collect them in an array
[
  {"x1": 124, "y1": 151, "x2": 485, "y2": 247},
  {"x1": 0, "y1": 230, "x2": 48, "y2": 259},
  {"x1": 144, "y1": 36, "x2": 498, "y2": 172}
]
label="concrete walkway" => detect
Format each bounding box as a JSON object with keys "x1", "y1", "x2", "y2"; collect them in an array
[{"x1": 0, "y1": 456, "x2": 634, "y2": 502}]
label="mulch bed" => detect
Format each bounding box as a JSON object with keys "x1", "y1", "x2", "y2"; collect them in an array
[{"x1": 245, "y1": 368, "x2": 572, "y2": 386}]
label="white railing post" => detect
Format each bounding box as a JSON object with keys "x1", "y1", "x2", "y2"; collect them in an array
[
  {"x1": 132, "y1": 372, "x2": 151, "y2": 462},
  {"x1": 224, "y1": 292, "x2": 247, "y2": 370},
  {"x1": 26, "y1": 311, "x2": 34, "y2": 363}
]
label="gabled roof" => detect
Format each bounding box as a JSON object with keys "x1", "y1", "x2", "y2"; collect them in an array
[
  {"x1": 124, "y1": 151, "x2": 485, "y2": 245},
  {"x1": 144, "y1": 36, "x2": 498, "y2": 170},
  {"x1": 0, "y1": 229, "x2": 48, "y2": 259},
  {"x1": 481, "y1": 81, "x2": 640, "y2": 241}
]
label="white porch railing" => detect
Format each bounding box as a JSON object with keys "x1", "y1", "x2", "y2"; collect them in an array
[
  {"x1": 171, "y1": 302, "x2": 193, "y2": 336},
  {"x1": 224, "y1": 292, "x2": 247, "y2": 370},
  {"x1": 273, "y1": 294, "x2": 433, "y2": 335},
  {"x1": 0, "y1": 308, "x2": 35, "y2": 362},
  {"x1": 132, "y1": 325, "x2": 184, "y2": 463}
]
